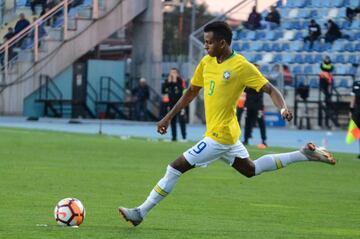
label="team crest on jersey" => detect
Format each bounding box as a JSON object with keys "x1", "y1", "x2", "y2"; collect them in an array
[{"x1": 223, "y1": 71, "x2": 231, "y2": 80}]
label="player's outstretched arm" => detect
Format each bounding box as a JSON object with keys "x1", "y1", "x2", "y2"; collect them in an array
[
  {"x1": 261, "y1": 82, "x2": 293, "y2": 121},
  {"x1": 157, "y1": 84, "x2": 202, "y2": 134}
]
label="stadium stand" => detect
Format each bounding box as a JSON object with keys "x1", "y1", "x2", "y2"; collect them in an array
[{"x1": 232, "y1": 0, "x2": 359, "y2": 86}]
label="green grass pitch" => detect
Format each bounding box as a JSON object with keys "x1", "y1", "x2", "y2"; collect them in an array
[{"x1": 0, "y1": 127, "x2": 359, "y2": 239}]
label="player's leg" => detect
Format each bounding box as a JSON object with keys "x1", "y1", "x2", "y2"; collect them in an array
[
  {"x1": 119, "y1": 137, "x2": 224, "y2": 226},
  {"x1": 226, "y1": 141, "x2": 335, "y2": 177}
]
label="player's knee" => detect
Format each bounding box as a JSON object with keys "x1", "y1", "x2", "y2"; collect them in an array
[
  {"x1": 170, "y1": 155, "x2": 193, "y2": 173},
  {"x1": 243, "y1": 170, "x2": 255, "y2": 178}
]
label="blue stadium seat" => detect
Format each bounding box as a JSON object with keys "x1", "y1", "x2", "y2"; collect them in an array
[
  {"x1": 254, "y1": 54, "x2": 263, "y2": 62},
  {"x1": 314, "y1": 54, "x2": 323, "y2": 63},
  {"x1": 246, "y1": 31, "x2": 257, "y2": 40},
  {"x1": 272, "y1": 43, "x2": 281, "y2": 52},
  {"x1": 251, "y1": 42, "x2": 263, "y2": 51},
  {"x1": 294, "y1": 0, "x2": 307, "y2": 7},
  {"x1": 355, "y1": 43, "x2": 360, "y2": 51},
  {"x1": 292, "y1": 21, "x2": 302, "y2": 30},
  {"x1": 335, "y1": 55, "x2": 346, "y2": 64},
  {"x1": 281, "y1": 43, "x2": 290, "y2": 51},
  {"x1": 256, "y1": 32, "x2": 266, "y2": 40},
  {"x1": 262, "y1": 43, "x2": 272, "y2": 52},
  {"x1": 294, "y1": 54, "x2": 305, "y2": 64},
  {"x1": 283, "y1": 54, "x2": 295, "y2": 64},
  {"x1": 304, "y1": 65, "x2": 314, "y2": 74},
  {"x1": 354, "y1": 32, "x2": 360, "y2": 41},
  {"x1": 312, "y1": 65, "x2": 321, "y2": 74},
  {"x1": 294, "y1": 32, "x2": 303, "y2": 41},
  {"x1": 232, "y1": 42, "x2": 241, "y2": 51},
  {"x1": 309, "y1": 10, "x2": 318, "y2": 18},
  {"x1": 348, "y1": 55, "x2": 358, "y2": 64},
  {"x1": 241, "y1": 42, "x2": 250, "y2": 51},
  {"x1": 290, "y1": 41, "x2": 304, "y2": 52},
  {"x1": 298, "y1": 10, "x2": 310, "y2": 19},
  {"x1": 332, "y1": 41, "x2": 346, "y2": 52},
  {"x1": 273, "y1": 54, "x2": 283, "y2": 63},
  {"x1": 351, "y1": 20, "x2": 360, "y2": 30},
  {"x1": 282, "y1": 21, "x2": 293, "y2": 30},
  {"x1": 304, "y1": 55, "x2": 315, "y2": 64},
  {"x1": 337, "y1": 79, "x2": 350, "y2": 88},
  {"x1": 333, "y1": 0, "x2": 345, "y2": 7},
  {"x1": 344, "y1": 43, "x2": 354, "y2": 52},
  {"x1": 350, "y1": 0, "x2": 359, "y2": 7},
  {"x1": 335, "y1": 65, "x2": 348, "y2": 74},
  {"x1": 293, "y1": 65, "x2": 302, "y2": 74},
  {"x1": 265, "y1": 31, "x2": 276, "y2": 40},
  {"x1": 338, "y1": 8, "x2": 347, "y2": 18}
]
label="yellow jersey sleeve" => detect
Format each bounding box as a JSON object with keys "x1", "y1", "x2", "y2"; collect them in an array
[
  {"x1": 241, "y1": 61, "x2": 268, "y2": 92},
  {"x1": 191, "y1": 59, "x2": 205, "y2": 87}
]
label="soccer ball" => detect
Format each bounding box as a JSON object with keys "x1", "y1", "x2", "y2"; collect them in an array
[{"x1": 54, "y1": 198, "x2": 86, "y2": 226}]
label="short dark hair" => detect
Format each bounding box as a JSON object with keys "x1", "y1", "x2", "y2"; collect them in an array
[{"x1": 204, "y1": 21, "x2": 232, "y2": 45}]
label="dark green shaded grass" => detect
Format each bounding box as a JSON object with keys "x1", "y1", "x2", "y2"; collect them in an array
[{"x1": 0, "y1": 127, "x2": 359, "y2": 239}]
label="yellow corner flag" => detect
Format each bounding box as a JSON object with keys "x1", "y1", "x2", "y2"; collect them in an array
[{"x1": 346, "y1": 119, "x2": 360, "y2": 144}]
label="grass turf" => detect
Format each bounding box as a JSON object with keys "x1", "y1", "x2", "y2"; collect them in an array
[{"x1": 0, "y1": 127, "x2": 359, "y2": 239}]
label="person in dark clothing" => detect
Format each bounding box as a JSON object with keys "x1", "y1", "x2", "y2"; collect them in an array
[
  {"x1": 132, "y1": 77, "x2": 150, "y2": 121},
  {"x1": 15, "y1": 13, "x2": 31, "y2": 34},
  {"x1": 2, "y1": 27, "x2": 16, "y2": 62},
  {"x1": 350, "y1": 79, "x2": 360, "y2": 159},
  {"x1": 319, "y1": 55, "x2": 334, "y2": 128},
  {"x1": 262, "y1": 5, "x2": 281, "y2": 30},
  {"x1": 346, "y1": 7, "x2": 360, "y2": 22},
  {"x1": 14, "y1": 13, "x2": 31, "y2": 48},
  {"x1": 243, "y1": 64, "x2": 267, "y2": 147},
  {"x1": 304, "y1": 19, "x2": 321, "y2": 48},
  {"x1": 163, "y1": 68, "x2": 187, "y2": 141},
  {"x1": 3, "y1": 27, "x2": 15, "y2": 42},
  {"x1": 243, "y1": 6, "x2": 262, "y2": 30},
  {"x1": 243, "y1": 87, "x2": 267, "y2": 147},
  {"x1": 324, "y1": 19, "x2": 341, "y2": 43},
  {"x1": 30, "y1": 0, "x2": 47, "y2": 15}
]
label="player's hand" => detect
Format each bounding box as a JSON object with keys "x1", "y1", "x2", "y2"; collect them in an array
[
  {"x1": 157, "y1": 118, "x2": 170, "y2": 135},
  {"x1": 281, "y1": 108, "x2": 293, "y2": 121}
]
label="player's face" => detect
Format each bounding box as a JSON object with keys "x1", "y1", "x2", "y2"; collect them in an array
[{"x1": 204, "y1": 32, "x2": 222, "y2": 57}]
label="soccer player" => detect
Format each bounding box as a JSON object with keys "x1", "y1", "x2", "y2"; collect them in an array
[{"x1": 118, "y1": 21, "x2": 336, "y2": 226}]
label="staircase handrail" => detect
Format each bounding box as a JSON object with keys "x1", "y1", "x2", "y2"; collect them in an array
[{"x1": 39, "y1": 74, "x2": 63, "y2": 100}]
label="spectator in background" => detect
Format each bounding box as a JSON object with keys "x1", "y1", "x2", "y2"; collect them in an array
[
  {"x1": 346, "y1": 6, "x2": 360, "y2": 23},
  {"x1": 319, "y1": 55, "x2": 334, "y2": 128},
  {"x1": 3, "y1": 27, "x2": 15, "y2": 42},
  {"x1": 163, "y1": 68, "x2": 187, "y2": 142},
  {"x1": 243, "y1": 64, "x2": 267, "y2": 148},
  {"x1": 324, "y1": 19, "x2": 342, "y2": 43},
  {"x1": 262, "y1": 5, "x2": 281, "y2": 30},
  {"x1": 15, "y1": 13, "x2": 30, "y2": 35},
  {"x1": 14, "y1": 13, "x2": 31, "y2": 47},
  {"x1": 243, "y1": 6, "x2": 262, "y2": 30},
  {"x1": 132, "y1": 77, "x2": 150, "y2": 121},
  {"x1": 30, "y1": 0, "x2": 47, "y2": 15},
  {"x1": 304, "y1": 19, "x2": 321, "y2": 49},
  {"x1": 3, "y1": 27, "x2": 16, "y2": 61}
]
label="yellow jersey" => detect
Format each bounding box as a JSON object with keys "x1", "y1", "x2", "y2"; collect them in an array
[{"x1": 191, "y1": 52, "x2": 268, "y2": 144}]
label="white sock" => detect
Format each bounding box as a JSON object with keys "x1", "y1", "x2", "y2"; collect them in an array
[
  {"x1": 254, "y1": 151, "x2": 308, "y2": 175},
  {"x1": 138, "y1": 165, "x2": 182, "y2": 218}
]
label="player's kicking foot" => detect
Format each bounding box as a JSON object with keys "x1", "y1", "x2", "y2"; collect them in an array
[
  {"x1": 300, "y1": 142, "x2": 336, "y2": 165},
  {"x1": 118, "y1": 207, "x2": 143, "y2": 226}
]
